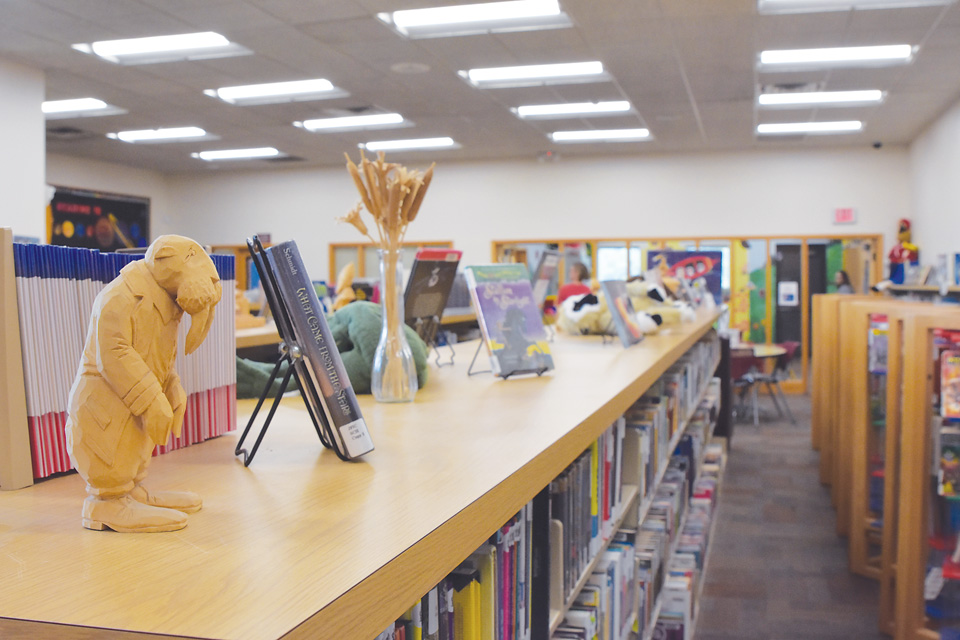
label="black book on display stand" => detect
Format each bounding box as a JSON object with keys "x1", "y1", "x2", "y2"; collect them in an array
[
  {"x1": 404, "y1": 248, "x2": 462, "y2": 365},
  {"x1": 235, "y1": 236, "x2": 374, "y2": 465}
]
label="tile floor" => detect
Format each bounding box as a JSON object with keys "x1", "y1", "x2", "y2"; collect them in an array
[{"x1": 694, "y1": 393, "x2": 889, "y2": 640}]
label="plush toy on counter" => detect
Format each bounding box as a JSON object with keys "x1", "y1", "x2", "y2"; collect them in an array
[
  {"x1": 556, "y1": 290, "x2": 664, "y2": 337},
  {"x1": 65, "y1": 235, "x2": 222, "y2": 533},
  {"x1": 625, "y1": 280, "x2": 696, "y2": 326},
  {"x1": 888, "y1": 218, "x2": 920, "y2": 284}
]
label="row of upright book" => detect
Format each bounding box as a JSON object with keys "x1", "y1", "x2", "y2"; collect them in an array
[
  {"x1": 374, "y1": 503, "x2": 534, "y2": 640},
  {"x1": 9, "y1": 242, "x2": 237, "y2": 479},
  {"x1": 379, "y1": 332, "x2": 725, "y2": 640}
]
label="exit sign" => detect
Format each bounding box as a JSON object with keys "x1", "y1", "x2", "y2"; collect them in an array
[{"x1": 834, "y1": 207, "x2": 857, "y2": 224}]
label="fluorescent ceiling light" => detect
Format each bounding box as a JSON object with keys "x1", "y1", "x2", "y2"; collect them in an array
[
  {"x1": 514, "y1": 101, "x2": 631, "y2": 118},
  {"x1": 377, "y1": 0, "x2": 572, "y2": 38},
  {"x1": 550, "y1": 128, "x2": 651, "y2": 142},
  {"x1": 41, "y1": 97, "x2": 128, "y2": 119},
  {"x1": 461, "y1": 61, "x2": 607, "y2": 88},
  {"x1": 107, "y1": 126, "x2": 209, "y2": 143},
  {"x1": 758, "y1": 89, "x2": 884, "y2": 107},
  {"x1": 759, "y1": 0, "x2": 955, "y2": 14},
  {"x1": 72, "y1": 31, "x2": 251, "y2": 65},
  {"x1": 360, "y1": 137, "x2": 458, "y2": 152},
  {"x1": 760, "y1": 45, "x2": 914, "y2": 68},
  {"x1": 204, "y1": 79, "x2": 347, "y2": 105},
  {"x1": 296, "y1": 113, "x2": 406, "y2": 132},
  {"x1": 192, "y1": 147, "x2": 280, "y2": 161},
  {"x1": 757, "y1": 120, "x2": 863, "y2": 134}
]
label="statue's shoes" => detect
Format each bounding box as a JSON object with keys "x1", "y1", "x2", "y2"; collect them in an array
[
  {"x1": 131, "y1": 484, "x2": 203, "y2": 514},
  {"x1": 82, "y1": 495, "x2": 187, "y2": 533}
]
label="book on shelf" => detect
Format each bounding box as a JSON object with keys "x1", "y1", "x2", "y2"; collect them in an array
[
  {"x1": 942, "y1": 349, "x2": 960, "y2": 420},
  {"x1": 530, "y1": 250, "x2": 561, "y2": 310},
  {"x1": 465, "y1": 264, "x2": 554, "y2": 378},
  {"x1": 868, "y1": 314, "x2": 889, "y2": 375},
  {"x1": 404, "y1": 248, "x2": 462, "y2": 345},
  {"x1": 379, "y1": 501, "x2": 534, "y2": 640},
  {"x1": 600, "y1": 280, "x2": 644, "y2": 348},
  {"x1": 260, "y1": 239, "x2": 374, "y2": 460},
  {"x1": 9, "y1": 241, "x2": 236, "y2": 481}
]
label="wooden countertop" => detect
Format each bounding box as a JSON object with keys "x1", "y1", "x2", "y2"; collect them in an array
[
  {"x1": 236, "y1": 321, "x2": 281, "y2": 349},
  {"x1": 0, "y1": 309, "x2": 719, "y2": 640}
]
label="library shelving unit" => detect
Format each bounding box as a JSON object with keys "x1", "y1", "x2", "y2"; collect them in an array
[
  {"x1": 841, "y1": 300, "x2": 925, "y2": 633},
  {"x1": 811, "y1": 294, "x2": 840, "y2": 488},
  {"x1": 0, "y1": 310, "x2": 723, "y2": 640},
  {"x1": 896, "y1": 309, "x2": 960, "y2": 640},
  {"x1": 812, "y1": 293, "x2": 876, "y2": 535}
]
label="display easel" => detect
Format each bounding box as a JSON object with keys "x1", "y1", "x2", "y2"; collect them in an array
[
  {"x1": 466, "y1": 340, "x2": 550, "y2": 378},
  {"x1": 411, "y1": 315, "x2": 455, "y2": 367},
  {"x1": 234, "y1": 237, "x2": 345, "y2": 465}
]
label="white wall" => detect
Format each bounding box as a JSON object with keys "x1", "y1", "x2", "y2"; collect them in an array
[
  {"x1": 910, "y1": 98, "x2": 960, "y2": 261},
  {"x1": 166, "y1": 146, "x2": 911, "y2": 280},
  {"x1": 0, "y1": 58, "x2": 45, "y2": 240},
  {"x1": 46, "y1": 154, "x2": 175, "y2": 237}
]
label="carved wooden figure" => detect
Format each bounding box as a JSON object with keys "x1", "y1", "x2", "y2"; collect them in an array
[{"x1": 65, "y1": 235, "x2": 222, "y2": 532}]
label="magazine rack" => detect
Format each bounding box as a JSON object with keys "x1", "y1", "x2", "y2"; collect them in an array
[{"x1": 235, "y1": 237, "x2": 345, "y2": 465}]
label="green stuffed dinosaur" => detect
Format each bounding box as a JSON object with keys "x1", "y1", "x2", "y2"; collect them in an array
[{"x1": 327, "y1": 301, "x2": 429, "y2": 394}]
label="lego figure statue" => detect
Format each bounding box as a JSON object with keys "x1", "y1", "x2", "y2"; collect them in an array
[
  {"x1": 888, "y1": 218, "x2": 919, "y2": 284},
  {"x1": 66, "y1": 235, "x2": 222, "y2": 532}
]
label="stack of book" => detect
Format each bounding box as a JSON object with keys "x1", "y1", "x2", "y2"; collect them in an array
[
  {"x1": 626, "y1": 396, "x2": 671, "y2": 506},
  {"x1": 550, "y1": 419, "x2": 627, "y2": 602},
  {"x1": 375, "y1": 502, "x2": 534, "y2": 640},
  {"x1": 655, "y1": 443, "x2": 725, "y2": 640},
  {"x1": 11, "y1": 243, "x2": 236, "y2": 479},
  {"x1": 556, "y1": 532, "x2": 635, "y2": 640}
]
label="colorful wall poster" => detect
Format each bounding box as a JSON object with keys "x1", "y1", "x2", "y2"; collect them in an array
[
  {"x1": 647, "y1": 250, "x2": 723, "y2": 305},
  {"x1": 48, "y1": 186, "x2": 150, "y2": 251}
]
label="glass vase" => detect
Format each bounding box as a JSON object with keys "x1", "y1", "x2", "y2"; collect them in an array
[{"x1": 372, "y1": 249, "x2": 418, "y2": 402}]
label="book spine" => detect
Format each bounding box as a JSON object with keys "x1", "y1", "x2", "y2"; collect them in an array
[{"x1": 266, "y1": 242, "x2": 373, "y2": 459}]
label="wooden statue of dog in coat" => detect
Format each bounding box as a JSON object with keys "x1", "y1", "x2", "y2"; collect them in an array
[{"x1": 66, "y1": 235, "x2": 222, "y2": 532}]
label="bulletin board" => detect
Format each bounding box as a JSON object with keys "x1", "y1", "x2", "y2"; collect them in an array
[{"x1": 47, "y1": 186, "x2": 150, "y2": 251}]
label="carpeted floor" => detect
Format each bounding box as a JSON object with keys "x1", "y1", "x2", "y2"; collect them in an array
[{"x1": 694, "y1": 393, "x2": 889, "y2": 640}]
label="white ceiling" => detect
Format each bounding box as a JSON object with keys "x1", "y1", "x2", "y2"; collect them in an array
[{"x1": 3, "y1": 0, "x2": 960, "y2": 173}]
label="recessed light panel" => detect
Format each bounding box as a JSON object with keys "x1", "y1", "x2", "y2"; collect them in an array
[
  {"x1": 461, "y1": 61, "x2": 608, "y2": 88},
  {"x1": 192, "y1": 147, "x2": 281, "y2": 161},
  {"x1": 204, "y1": 79, "x2": 347, "y2": 105},
  {"x1": 757, "y1": 121, "x2": 863, "y2": 134},
  {"x1": 759, "y1": 0, "x2": 955, "y2": 14},
  {"x1": 360, "y1": 137, "x2": 459, "y2": 152},
  {"x1": 296, "y1": 113, "x2": 407, "y2": 132},
  {"x1": 759, "y1": 45, "x2": 914, "y2": 68},
  {"x1": 514, "y1": 101, "x2": 632, "y2": 119},
  {"x1": 72, "y1": 32, "x2": 251, "y2": 65},
  {"x1": 378, "y1": 0, "x2": 572, "y2": 38},
  {"x1": 107, "y1": 126, "x2": 209, "y2": 143},
  {"x1": 758, "y1": 89, "x2": 884, "y2": 107},
  {"x1": 550, "y1": 128, "x2": 651, "y2": 142},
  {"x1": 42, "y1": 98, "x2": 127, "y2": 119}
]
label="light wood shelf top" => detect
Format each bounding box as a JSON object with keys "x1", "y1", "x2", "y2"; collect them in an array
[
  {"x1": 235, "y1": 320, "x2": 281, "y2": 349},
  {"x1": 0, "y1": 310, "x2": 719, "y2": 640}
]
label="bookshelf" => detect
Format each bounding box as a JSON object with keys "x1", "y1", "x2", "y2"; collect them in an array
[
  {"x1": 842, "y1": 301, "x2": 923, "y2": 591},
  {"x1": 547, "y1": 350, "x2": 723, "y2": 635},
  {"x1": 0, "y1": 309, "x2": 721, "y2": 640},
  {"x1": 0, "y1": 228, "x2": 32, "y2": 490},
  {"x1": 895, "y1": 310, "x2": 960, "y2": 640}
]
